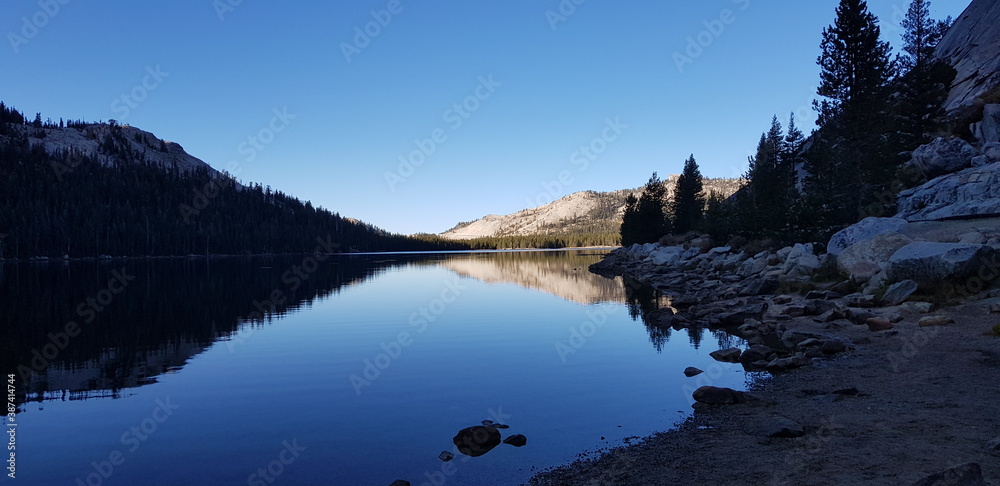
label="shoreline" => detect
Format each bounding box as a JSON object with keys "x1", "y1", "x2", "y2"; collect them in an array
[{"x1": 528, "y1": 244, "x2": 1000, "y2": 485}]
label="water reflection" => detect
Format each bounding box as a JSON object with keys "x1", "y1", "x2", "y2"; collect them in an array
[{"x1": 3, "y1": 250, "x2": 738, "y2": 407}]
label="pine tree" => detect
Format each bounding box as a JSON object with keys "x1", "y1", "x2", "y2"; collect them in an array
[
  {"x1": 620, "y1": 193, "x2": 640, "y2": 246},
  {"x1": 893, "y1": 0, "x2": 956, "y2": 149},
  {"x1": 634, "y1": 172, "x2": 670, "y2": 244},
  {"x1": 671, "y1": 155, "x2": 705, "y2": 235},
  {"x1": 807, "y1": 0, "x2": 895, "y2": 228}
]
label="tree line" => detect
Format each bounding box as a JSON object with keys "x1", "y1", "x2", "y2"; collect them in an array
[
  {"x1": 621, "y1": 0, "x2": 957, "y2": 247},
  {"x1": 0, "y1": 111, "x2": 468, "y2": 259}
]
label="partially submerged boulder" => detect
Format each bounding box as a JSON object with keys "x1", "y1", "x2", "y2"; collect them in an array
[
  {"x1": 453, "y1": 426, "x2": 501, "y2": 457},
  {"x1": 692, "y1": 386, "x2": 746, "y2": 405}
]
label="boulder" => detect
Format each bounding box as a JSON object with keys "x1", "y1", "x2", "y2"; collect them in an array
[
  {"x1": 971, "y1": 104, "x2": 1000, "y2": 145},
  {"x1": 918, "y1": 315, "x2": 954, "y2": 327},
  {"x1": 719, "y1": 302, "x2": 768, "y2": 326},
  {"x1": 739, "y1": 345, "x2": 773, "y2": 365},
  {"x1": 782, "y1": 243, "x2": 820, "y2": 277},
  {"x1": 453, "y1": 426, "x2": 501, "y2": 457},
  {"x1": 739, "y1": 277, "x2": 779, "y2": 296},
  {"x1": 897, "y1": 162, "x2": 1000, "y2": 221},
  {"x1": 709, "y1": 348, "x2": 742, "y2": 363},
  {"x1": 906, "y1": 137, "x2": 980, "y2": 179},
  {"x1": 765, "y1": 355, "x2": 810, "y2": 371},
  {"x1": 837, "y1": 233, "x2": 913, "y2": 277},
  {"x1": 502, "y1": 434, "x2": 527, "y2": 447},
  {"x1": 984, "y1": 142, "x2": 1000, "y2": 162},
  {"x1": 881, "y1": 279, "x2": 919, "y2": 306},
  {"x1": 866, "y1": 317, "x2": 894, "y2": 332},
  {"x1": 911, "y1": 462, "x2": 984, "y2": 486},
  {"x1": 886, "y1": 242, "x2": 997, "y2": 286},
  {"x1": 821, "y1": 339, "x2": 847, "y2": 354},
  {"x1": 828, "y1": 217, "x2": 910, "y2": 256},
  {"x1": 692, "y1": 386, "x2": 746, "y2": 405},
  {"x1": 649, "y1": 246, "x2": 685, "y2": 266}
]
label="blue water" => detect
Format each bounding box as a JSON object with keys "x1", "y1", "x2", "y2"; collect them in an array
[{"x1": 6, "y1": 250, "x2": 749, "y2": 485}]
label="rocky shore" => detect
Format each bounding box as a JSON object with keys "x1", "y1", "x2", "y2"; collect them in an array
[{"x1": 527, "y1": 229, "x2": 1000, "y2": 485}]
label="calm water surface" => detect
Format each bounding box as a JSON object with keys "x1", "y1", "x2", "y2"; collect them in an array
[{"x1": 2, "y1": 250, "x2": 750, "y2": 485}]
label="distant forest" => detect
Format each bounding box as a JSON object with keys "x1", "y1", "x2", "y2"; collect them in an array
[{"x1": 0, "y1": 103, "x2": 474, "y2": 258}]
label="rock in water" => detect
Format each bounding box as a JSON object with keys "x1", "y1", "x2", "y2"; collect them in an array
[
  {"x1": 683, "y1": 367, "x2": 704, "y2": 377},
  {"x1": 692, "y1": 386, "x2": 746, "y2": 405},
  {"x1": 452, "y1": 426, "x2": 501, "y2": 457},
  {"x1": 502, "y1": 434, "x2": 527, "y2": 447},
  {"x1": 437, "y1": 451, "x2": 454, "y2": 462},
  {"x1": 911, "y1": 462, "x2": 985, "y2": 486},
  {"x1": 709, "y1": 348, "x2": 742, "y2": 363},
  {"x1": 389, "y1": 481, "x2": 411, "y2": 486},
  {"x1": 881, "y1": 280, "x2": 918, "y2": 306}
]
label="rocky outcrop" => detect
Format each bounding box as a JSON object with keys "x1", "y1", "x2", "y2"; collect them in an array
[
  {"x1": 886, "y1": 242, "x2": 996, "y2": 287},
  {"x1": 836, "y1": 232, "x2": 913, "y2": 279},
  {"x1": 439, "y1": 178, "x2": 741, "y2": 240},
  {"x1": 896, "y1": 162, "x2": 1000, "y2": 221},
  {"x1": 905, "y1": 137, "x2": 981, "y2": 179},
  {"x1": 934, "y1": 0, "x2": 1000, "y2": 112},
  {"x1": 828, "y1": 217, "x2": 909, "y2": 256},
  {"x1": 971, "y1": 104, "x2": 1000, "y2": 145}
]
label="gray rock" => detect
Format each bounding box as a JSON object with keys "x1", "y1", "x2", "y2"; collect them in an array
[
  {"x1": 886, "y1": 242, "x2": 997, "y2": 286},
  {"x1": 828, "y1": 217, "x2": 909, "y2": 256},
  {"x1": 502, "y1": 434, "x2": 527, "y2": 447},
  {"x1": 765, "y1": 356, "x2": 810, "y2": 371},
  {"x1": 719, "y1": 303, "x2": 768, "y2": 326},
  {"x1": 739, "y1": 345, "x2": 773, "y2": 365},
  {"x1": 837, "y1": 232, "x2": 913, "y2": 277},
  {"x1": 710, "y1": 347, "x2": 743, "y2": 363},
  {"x1": 985, "y1": 142, "x2": 1000, "y2": 162},
  {"x1": 766, "y1": 417, "x2": 805, "y2": 438},
  {"x1": 821, "y1": 339, "x2": 847, "y2": 354},
  {"x1": 935, "y1": 0, "x2": 1000, "y2": 112},
  {"x1": 649, "y1": 246, "x2": 685, "y2": 266},
  {"x1": 906, "y1": 137, "x2": 980, "y2": 179},
  {"x1": 438, "y1": 451, "x2": 454, "y2": 462},
  {"x1": 692, "y1": 386, "x2": 746, "y2": 404},
  {"x1": 881, "y1": 279, "x2": 919, "y2": 306},
  {"x1": 683, "y1": 367, "x2": 704, "y2": 377},
  {"x1": 972, "y1": 104, "x2": 1000, "y2": 145},
  {"x1": 739, "y1": 277, "x2": 779, "y2": 296},
  {"x1": 897, "y1": 162, "x2": 1000, "y2": 221},
  {"x1": 804, "y1": 299, "x2": 839, "y2": 316},
  {"x1": 911, "y1": 462, "x2": 984, "y2": 486}
]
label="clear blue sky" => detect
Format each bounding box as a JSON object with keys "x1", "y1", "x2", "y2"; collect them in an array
[{"x1": 1, "y1": 0, "x2": 970, "y2": 235}]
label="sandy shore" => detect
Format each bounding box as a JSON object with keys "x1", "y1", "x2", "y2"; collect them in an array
[{"x1": 528, "y1": 255, "x2": 1000, "y2": 485}]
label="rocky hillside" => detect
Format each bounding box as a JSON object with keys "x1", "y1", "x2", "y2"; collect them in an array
[
  {"x1": 441, "y1": 177, "x2": 742, "y2": 240},
  {"x1": 934, "y1": 0, "x2": 1000, "y2": 113}
]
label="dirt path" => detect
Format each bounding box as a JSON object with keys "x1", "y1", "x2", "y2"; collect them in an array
[{"x1": 529, "y1": 297, "x2": 1000, "y2": 485}]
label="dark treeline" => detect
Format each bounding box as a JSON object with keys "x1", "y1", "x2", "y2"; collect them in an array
[
  {"x1": 621, "y1": 0, "x2": 963, "y2": 247},
  {"x1": 0, "y1": 105, "x2": 468, "y2": 258}
]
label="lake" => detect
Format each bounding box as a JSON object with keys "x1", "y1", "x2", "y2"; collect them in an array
[{"x1": 2, "y1": 250, "x2": 750, "y2": 486}]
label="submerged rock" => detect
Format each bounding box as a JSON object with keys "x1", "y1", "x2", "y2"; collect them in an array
[
  {"x1": 438, "y1": 451, "x2": 454, "y2": 462},
  {"x1": 683, "y1": 367, "x2": 704, "y2": 377},
  {"x1": 709, "y1": 347, "x2": 742, "y2": 363},
  {"x1": 502, "y1": 434, "x2": 527, "y2": 447},
  {"x1": 692, "y1": 386, "x2": 746, "y2": 405},
  {"x1": 453, "y1": 426, "x2": 501, "y2": 457}
]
